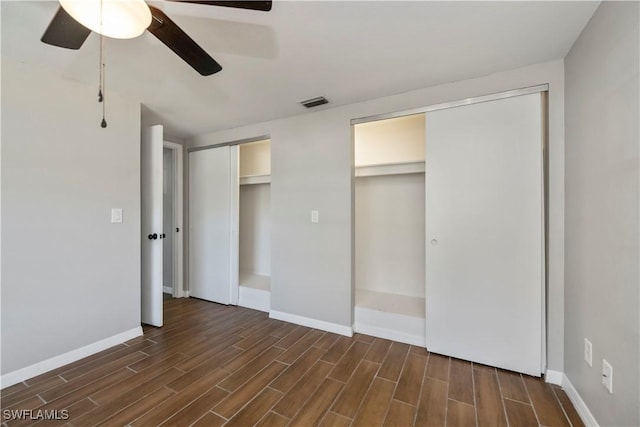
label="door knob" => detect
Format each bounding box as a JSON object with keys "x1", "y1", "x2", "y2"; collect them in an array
[
  {"x1": 148, "y1": 233, "x2": 158, "y2": 240},
  {"x1": 430, "y1": 239, "x2": 438, "y2": 245}
]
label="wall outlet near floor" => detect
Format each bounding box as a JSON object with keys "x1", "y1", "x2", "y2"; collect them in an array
[
  {"x1": 584, "y1": 338, "x2": 592, "y2": 366},
  {"x1": 311, "y1": 210, "x2": 319, "y2": 223},
  {"x1": 602, "y1": 359, "x2": 613, "y2": 393}
]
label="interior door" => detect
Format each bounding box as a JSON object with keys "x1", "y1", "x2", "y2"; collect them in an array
[
  {"x1": 425, "y1": 93, "x2": 544, "y2": 376},
  {"x1": 189, "y1": 146, "x2": 238, "y2": 304},
  {"x1": 141, "y1": 125, "x2": 164, "y2": 327}
]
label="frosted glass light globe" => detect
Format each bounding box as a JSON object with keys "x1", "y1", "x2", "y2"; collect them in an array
[{"x1": 59, "y1": 0, "x2": 152, "y2": 39}]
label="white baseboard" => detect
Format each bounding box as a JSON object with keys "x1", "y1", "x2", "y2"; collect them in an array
[
  {"x1": 163, "y1": 286, "x2": 173, "y2": 294},
  {"x1": 0, "y1": 326, "x2": 143, "y2": 389},
  {"x1": 545, "y1": 370, "x2": 599, "y2": 426},
  {"x1": 545, "y1": 369, "x2": 563, "y2": 385},
  {"x1": 269, "y1": 310, "x2": 353, "y2": 337},
  {"x1": 562, "y1": 374, "x2": 599, "y2": 427},
  {"x1": 184, "y1": 291, "x2": 190, "y2": 298}
]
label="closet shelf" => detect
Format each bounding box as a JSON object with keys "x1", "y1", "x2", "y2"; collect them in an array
[
  {"x1": 239, "y1": 272, "x2": 270, "y2": 291},
  {"x1": 354, "y1": 289, "x2": 426, "y2": 346},
  {"x1": 240, "y1": 174, "x2": 271, "y2": 185},
  {"x1": 238, "y1": 273, "x2": 270, "y2": 313},
  {"x1": 355, "y1": 289, "x2": 425, "y2": 318},
  {"x1": 355, "y1": 161, "x2": 425, "y2": 177}
]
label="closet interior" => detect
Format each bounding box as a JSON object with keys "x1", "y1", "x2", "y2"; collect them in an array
[
  {"x1": 353, "y1": 114, "x2": 426, "y2": 346},
  {"x1": 237, "y1": 139, "x2": 271, "y2": 313}
]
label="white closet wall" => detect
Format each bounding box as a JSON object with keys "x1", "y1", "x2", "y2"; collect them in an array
[
  {"x1": 239, "y1": 184, "x2": 271, "y2": 276},
  {"x1": 355, "y1": 114, "x2": 425, "y2": 166},
  {"x1": 355, "y1": 174, "x2": 424, "y2": 298},
  {"x1": 240, "y1": 140, "x2": 270, "y2": 177}
]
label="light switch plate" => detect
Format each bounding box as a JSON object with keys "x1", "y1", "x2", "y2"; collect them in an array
[
  {"x1": 111, "y1": 208, "x2": 123, "y2": 224},
  {"x1": 311, "y1": 210, "x2": 319, "y2": 223}
]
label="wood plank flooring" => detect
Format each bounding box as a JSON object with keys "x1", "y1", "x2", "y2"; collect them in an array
[{"x1": 1, "y1": 297, "x2": 584, "y2": 427}]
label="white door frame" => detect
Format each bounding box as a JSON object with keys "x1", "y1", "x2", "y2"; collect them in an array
[{"x1": 164, "y1": 140, "x2": 185, "y2": 298}]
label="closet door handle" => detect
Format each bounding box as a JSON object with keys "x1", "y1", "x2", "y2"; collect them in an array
[
  {"x1": 148, "y1": 233, "x2": 158, "y2": 240},
  {"x1": 160, "y1": 233, "x2": 166, "y2": 239}
]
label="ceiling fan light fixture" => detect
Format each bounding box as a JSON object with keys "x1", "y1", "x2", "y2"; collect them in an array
[{"x1": 59, "y1": 0, "x2": 151, "y2": 39}]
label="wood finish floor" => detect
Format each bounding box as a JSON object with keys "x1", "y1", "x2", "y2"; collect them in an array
[{"x1": 1, "y1": 297, "x2": 584, "y2": 427}]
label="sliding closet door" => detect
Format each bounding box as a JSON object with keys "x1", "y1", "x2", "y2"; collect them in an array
[
  {"x1": 425, "y1": 93, "x2": 544, "y2": 376},
  {"x1": 189, "y1": 146, "x2": 239, "y2": 305}
]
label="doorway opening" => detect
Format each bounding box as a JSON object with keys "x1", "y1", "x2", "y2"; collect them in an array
[
  {"x1": 352, "y1": 114, "x2": 426, "y2": 346},
  {"x1": 163, "y1": 141, "x2": 184, "y2": 299},
  {"x1": 238, "y1": 139, "x2": 271, "y2": 312}
]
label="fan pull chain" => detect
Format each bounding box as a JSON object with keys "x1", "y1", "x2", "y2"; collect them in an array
[
  {"x1": 98, "y1": 0, "x2": 107, "y2": 128},
  {"x1": 100, "y1": 62, "x2": 107, "y2": 128},
  {"x1": 98, "y1": 0, "x2": 102, "y2": 103}
]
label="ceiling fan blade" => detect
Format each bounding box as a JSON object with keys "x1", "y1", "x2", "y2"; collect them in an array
[
  {"x1": 164, "y1": 1, "x2": 272, "y2": 12},
  {"x1": 41, "y1": 6, "x2": 91, "y2": 49},
  {"x1": 147, "y1": 5, "x2": 222, "y2": 76}
]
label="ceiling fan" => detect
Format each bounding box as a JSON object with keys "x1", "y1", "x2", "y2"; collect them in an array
[{"x1": 40, "y1": 0, "x2": 272, "y2": 76}]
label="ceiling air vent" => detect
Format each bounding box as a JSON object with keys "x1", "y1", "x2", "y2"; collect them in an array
[{"x1": 300, "y1": 96, "x2": 329, "y2": 108}]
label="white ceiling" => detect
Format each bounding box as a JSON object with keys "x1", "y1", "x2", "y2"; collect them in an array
[{"x1": 2, "y1": 1, "x2": 599, "y2": 140}]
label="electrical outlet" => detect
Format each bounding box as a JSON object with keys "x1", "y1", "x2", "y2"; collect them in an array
[
  {"x1": 602, "y1": 359, "x2": 613, "y2": 393},
  {"x1": 584, "y1": 338, "x2": 592, "y2": 366},
  {"x1": 311, "y1": 210, "x2": 319, "y2": 223}
]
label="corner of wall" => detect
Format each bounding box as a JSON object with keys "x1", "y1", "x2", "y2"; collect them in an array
[
  {"x1": 563, "y1": 2, "x2": 640, "y2": 426},
  {"x1": 562, "y1": 374, "x2": 600, "y2": 427}
]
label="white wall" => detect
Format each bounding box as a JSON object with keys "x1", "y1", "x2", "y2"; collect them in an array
[
  {"x1": 239, "y1": 184, "x2": 271, "y2": 276},
  {"x1": 163, "y1": 147, "x2": 174, "y2": 287},
  {"x1": 1, "y1": 61, "x2": 142, "y2": 375},
  {"x1": 564, "y1": 2, "x2": 639, "y2": 426},
  {"x1": 188, "y1": 60, "x2": 565, "y2": 372},
  {"x1": 354, "y1": 114, "x2": 425, "y2": 166},
  {"x1": 355, "y1": 174, "x2": 425, "y2": 298},
  {"x1": 239, "y1": 140, "x2": 271, "y2": 177}
]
